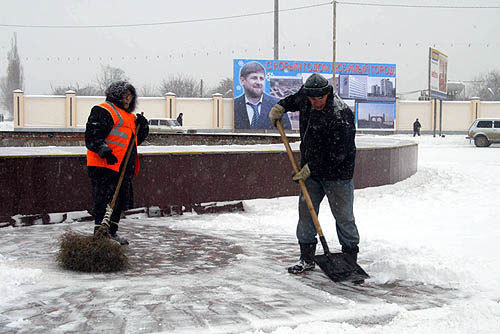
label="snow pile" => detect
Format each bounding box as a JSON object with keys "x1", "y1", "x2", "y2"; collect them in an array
[
  {"x1": 0, "y1": 254, "x2": 42, "y2": 305},
  {"x1": 0, "y1": 121, "x2": 13, "y2": 131}
]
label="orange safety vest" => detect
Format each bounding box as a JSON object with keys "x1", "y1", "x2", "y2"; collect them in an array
[{"x1": 87, "y1": 102, "x2": 140, "y2": 175}]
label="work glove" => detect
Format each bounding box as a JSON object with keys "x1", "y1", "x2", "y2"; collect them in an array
[
  {"x1": 98, "y1": 145, "x2": 118, "y2": 165},
  {"x1": 292, "y1": 164, "x2": 311, "y2": 182},
  {"x1": 135, "y1": 113, "x2": 148, "y2": 128},
  {"x1": 269, "y1": 104, "x2": 286, "y2": 127}
]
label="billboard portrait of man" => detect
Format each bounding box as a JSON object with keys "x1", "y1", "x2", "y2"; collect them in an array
[{"x1": 234, "y1": 62, "x2": 291, "y2": 130}]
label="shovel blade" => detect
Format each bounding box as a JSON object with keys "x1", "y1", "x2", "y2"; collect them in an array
[{"x1": 314, "y1": 252, "x2": 369, "y2": 283}]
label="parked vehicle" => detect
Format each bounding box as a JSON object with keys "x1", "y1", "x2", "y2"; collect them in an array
[
  {"x1": 466, "y1": 118, "x2": 500, "y2": 147},
  {"x1": 148, "y1": 118, "x2": 185, "y2": 134}
]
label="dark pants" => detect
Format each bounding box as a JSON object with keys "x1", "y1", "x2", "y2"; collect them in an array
[
  {"x1": 296, "y1": 178, "x2": 359, "y2": 249},
  {"x1": 89, "y1": 167, "x2": 134, "y2": 227},
  {"x1": 413, "y1": 128, "x2": 421, "y2": 136}
]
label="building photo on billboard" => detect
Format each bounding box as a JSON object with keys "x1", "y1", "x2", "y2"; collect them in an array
[{"x1": 356, "y1": 102, "x2": 395, "y2": 130}]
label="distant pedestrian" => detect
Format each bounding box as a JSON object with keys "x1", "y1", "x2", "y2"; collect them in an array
[
  {"x1": 176, "y1": 113, "x2": 183, "y2": 126},
  {"x1": 413, "y1": 118, "x2": 421, "y2": 137}
]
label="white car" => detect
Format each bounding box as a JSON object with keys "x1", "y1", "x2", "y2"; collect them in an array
[
  {"x1": 466, "y1": 118, "x2": 500, "y2": 147},
  {"x1": 148, "y1": 118, "x2": 185, "y2": 134}
]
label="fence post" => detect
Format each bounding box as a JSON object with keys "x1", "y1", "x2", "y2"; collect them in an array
[
  {"x1": 395, "y1": 97, "x2": 400, "y2": 133},
  {"x1": 65, "y1": 90, "x2": 77, "y2": 128},
  {"x1": 165, "y1": 92, "x2": 176, "y2": 119},
  {"x1": 470, "y1": 96, "x2": 480, "y2": 122},
  {"x1": 13, "y1": 89, "x2": 24, "y2": 128},
  {"x1": 212, "y1": 93, "x2": 223, "y2": 128}
]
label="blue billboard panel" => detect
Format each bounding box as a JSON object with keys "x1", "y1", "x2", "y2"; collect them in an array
[{"x1": 233, "y1": 59, "x2": 396, "y2": 131}]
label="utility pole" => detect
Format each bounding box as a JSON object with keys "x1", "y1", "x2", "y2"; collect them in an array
[
  {"x1": 332, "y1": 1, "x2": 337, "y2": 76},
  {"x1": 274, "y1": 0, "x2": 279, "y2": 60}
]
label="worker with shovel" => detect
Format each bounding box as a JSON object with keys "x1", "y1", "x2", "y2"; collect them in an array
[
  {"x1": 269, "y1": 73, "x2": 360, "y2": 275},
  {"x1": 85, "y1": 81, "x2": 149, "y2": 245}
]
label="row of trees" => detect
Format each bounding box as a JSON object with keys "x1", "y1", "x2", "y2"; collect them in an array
[
  {"x1": 50, "y1": 66, "x2": 234, "y2": 99},
  {"x1": 468, "y1": 70, "x2": 500, "y2": 101},
  {"x1": 0, "y1": 34, "x2": 233, "y2": 120}
]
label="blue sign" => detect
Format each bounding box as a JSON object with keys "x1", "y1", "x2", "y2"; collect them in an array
[{"x1": 234, "y1": 59, "x2": 397, "y2": 130}]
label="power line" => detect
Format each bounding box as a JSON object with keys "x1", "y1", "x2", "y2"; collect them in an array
[
  {"x1": 337, "y1": 1, "x2": 500, "y2": 9},
  {"x1": 2, "y1": 1, "x2": 498, "y2": 29},
  {"x1": 0, "y1": 2, "x2": 333, "y2": 29}
]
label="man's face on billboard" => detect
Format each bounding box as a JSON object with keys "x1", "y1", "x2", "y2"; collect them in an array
[{"x1": 241, "y1": 71, "x2": 265, "y2": 99}]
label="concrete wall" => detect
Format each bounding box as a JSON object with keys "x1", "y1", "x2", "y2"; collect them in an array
[
  {"x1": 441, "y1": 101, "x2": 472, "y2": 132},
  {"x1": 75, "y1": 96, "x2": 102, "y2": 127},
  {"x1": 24, "y1": 95, "x2": 66, "y2": 128},
  {"x1": 480, "y1": 102, "x2": 500, "y2": 118},
  {"x1": 12, "y1": 91, "x2": 500, "y2": 132},
  {"x1": 397, "y1": 101, "x2": 431, "y2": 131},
  {"x1": 0, "y1": 142, "x2": 417, "y2": 217}
]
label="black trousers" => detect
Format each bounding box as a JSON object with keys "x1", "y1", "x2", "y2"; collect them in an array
[{"x1": 89, "y1": 167, "x2": 134, "y2": 227}]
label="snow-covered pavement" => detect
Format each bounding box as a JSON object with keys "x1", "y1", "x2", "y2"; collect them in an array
[{"x1": 1, "y1": 134, "x2": 500, "y2": 333}]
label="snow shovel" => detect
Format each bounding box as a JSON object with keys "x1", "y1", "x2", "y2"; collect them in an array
[
  {"x1": 276, "y1": 120, "x2": 369, "y2": 283},
  {"x1": 98, "y1": 124, "x2": 141, "y2": 237}
]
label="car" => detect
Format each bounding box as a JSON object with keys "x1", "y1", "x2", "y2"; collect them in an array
[
  {"x1": 148, "y1": 118, "x2": 185, "y2": 134},
  {"x1": 466, "y1": 118, "x2": 500, "y2": 147}
]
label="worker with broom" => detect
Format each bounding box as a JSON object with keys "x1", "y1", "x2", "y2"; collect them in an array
[
  {"x1": 269, "y1": 73, "x2": 360, "y2": 274},
  {"x1": 85, "y1": 81, "x2": 149, "y2": 245}
]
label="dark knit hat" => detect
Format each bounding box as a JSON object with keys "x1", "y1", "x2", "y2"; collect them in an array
[{"x1": 303, "y1": 73, "x2": 331, "y2": 97}]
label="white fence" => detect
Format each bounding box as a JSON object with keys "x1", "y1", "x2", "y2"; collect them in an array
[{"x1": 11, "y1": 90, "x2": 500, "y2": 132}]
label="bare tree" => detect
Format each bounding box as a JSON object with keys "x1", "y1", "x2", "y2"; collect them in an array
[
  {"x1": 139, "y1": 83, "x2": 159, "y2": 97},
  {"x1": 468, "y1": 70, "x2": 500, "y2": 101},
  {"x1": 160, "y1": 74, "x2": 200, "y2": 97},
  {"x1": 208, "y1": 77, "x2": 234, "y2": 97},
  {"x1": 50, "y1": 83, "x2": 100, "y2": 96},
  {"x1": 0, "y1": 33, "x2": 24, "y2": 119},
  {"x1": 94, "y1": 65, "x2": 128, "y2": 94}
]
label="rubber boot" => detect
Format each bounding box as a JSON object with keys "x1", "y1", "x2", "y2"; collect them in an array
[
  {"x1": 288, "y1": 241, "x2": 317, "y2": 274},
  {"x1": 341, "y1": 245, "x2": 359, "y2": 264}
]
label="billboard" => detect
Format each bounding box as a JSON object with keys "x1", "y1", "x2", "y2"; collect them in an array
[
  {"x1": 428, "y1": 47, "x2": 448, "y2": 99},
  {"x1": 233, "y1": 59, "x2": 396, "y2": 131}
]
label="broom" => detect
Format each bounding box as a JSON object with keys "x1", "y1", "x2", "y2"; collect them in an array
[{"x1": 57, "y1": 124, "x2": 141, "y2": 272}]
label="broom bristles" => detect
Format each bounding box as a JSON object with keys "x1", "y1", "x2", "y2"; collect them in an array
[{"x1": 57, "y1": 230, "x2": 128, "y2": 272}]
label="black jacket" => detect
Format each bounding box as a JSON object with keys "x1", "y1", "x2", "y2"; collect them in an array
[
  {"x1": 413, "y1": 121, "x2": 421, "y2": 131},
  {"x1": 277, "y1": 86, "x2": 356, "y2": 180},
  {"x1": 85, "y1": 105, "x2": 149, "y2": 177}
]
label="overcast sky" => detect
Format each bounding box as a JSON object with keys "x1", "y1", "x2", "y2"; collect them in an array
[{"x1": 0, "y1": 0, "x2": 498, "y2": 97}]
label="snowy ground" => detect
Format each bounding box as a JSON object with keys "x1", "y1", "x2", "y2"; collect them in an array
[
  {"x1": 1, "y1": 134, "x2": 500, "y2": 333},
  {"x1": 0, "y1": 121, "x2": 13, "y2": 131}
]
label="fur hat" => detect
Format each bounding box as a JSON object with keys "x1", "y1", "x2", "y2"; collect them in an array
[
  {"x1": 105, "y1": 81, "x2": 137, "y2": 112},
  {"x1": 303, "y1": 73, "x2": 331, "y2": 97}
]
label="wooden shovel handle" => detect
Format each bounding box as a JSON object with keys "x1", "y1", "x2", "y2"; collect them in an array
[{"x1": 276, "y1": 121, "x2": 325, "y2": 239}]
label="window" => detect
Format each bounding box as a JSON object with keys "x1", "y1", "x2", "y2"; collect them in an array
[
  {"x1": 167, "y1": 120, "x2": 180, "y2": 127},
  {"x1": 494, "y1": 121, "x2": 500, "y2": 129},
  {"x1": 149, "y1": 120, "x2": 159, "y2": 126},
  {"x1": 476, "y1": 121, "x2": 492, "y2": 128},
  {"x1": 160, "y1": 120, "x2": 168, "y2": 126}
]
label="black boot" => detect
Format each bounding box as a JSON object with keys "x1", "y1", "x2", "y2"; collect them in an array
[
  {"x1": 342, "y1": 245, "x2": 359, "y2": 264},
  {"x1": 109, "y1": 222, "x2": 129, "y2": 245},
  {"x1": 288, "y1": 241, "x2": 317, "y2": 274}
]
